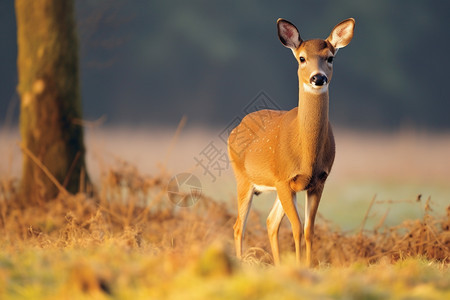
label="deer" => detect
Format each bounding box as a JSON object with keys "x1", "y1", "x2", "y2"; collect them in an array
[{"x1": 227, "y1": 18, "x2": 355, "y2": 266}]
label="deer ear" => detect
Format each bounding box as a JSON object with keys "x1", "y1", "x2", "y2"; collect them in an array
[
  {"x1": 277, "y1": 19, "x2": 301, "y2": 50},
  {"x1": 327, "y1": 18, "x2": 355, "y2": 49}
]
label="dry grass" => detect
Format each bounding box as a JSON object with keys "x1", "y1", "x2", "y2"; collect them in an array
[
  {"x1": 0, "y1": 161, "x2": 449, "y2": 298},
  {"x1": 1, "y1": 129, "x2": 450, "y2": 298},
  {"x1": 1, "y1": 162, "x2": 448, "y2": 266}
]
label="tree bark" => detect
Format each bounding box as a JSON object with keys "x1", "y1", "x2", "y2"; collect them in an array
[{"x1": 15, "y1": 0, "x2": 89, "y2": 203}]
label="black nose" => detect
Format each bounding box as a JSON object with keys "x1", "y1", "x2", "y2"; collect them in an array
[{"x1": 310, "y1": 74, "x2": 328, "y2": 86}]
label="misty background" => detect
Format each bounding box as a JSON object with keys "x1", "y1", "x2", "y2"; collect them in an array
[{"x1": 1, "y1": 0, "x2": 450, "y2": 130}]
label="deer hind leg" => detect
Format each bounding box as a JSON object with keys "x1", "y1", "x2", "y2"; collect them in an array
[
  {"x1": 304, "y1": 185, "x2": 324, "y2": 267},
  {"x1": 233, "y1": 180, "x2": 254, "y2": 260},
  {"x1": 276, "y1": 183, "x2": 302, "y2": 264},
  {"x1": 267, "y1": 196, "x2": 285, "y2": 265}
]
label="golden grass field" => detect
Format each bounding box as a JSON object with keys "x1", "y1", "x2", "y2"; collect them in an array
[{"x1": 0, "y1": 127, "x2": 449, "y2": 299}]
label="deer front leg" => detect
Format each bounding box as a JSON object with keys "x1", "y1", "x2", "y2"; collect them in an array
[{"x1": 304, "y1": 186, "x2": 323, "y2": 267}]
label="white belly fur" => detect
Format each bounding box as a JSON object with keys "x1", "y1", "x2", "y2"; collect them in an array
[{"x1": 253, "y1": 184, "x2": 277, "y2": 193}]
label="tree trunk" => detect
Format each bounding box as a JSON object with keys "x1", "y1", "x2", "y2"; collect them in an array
[{"x1": 15, "y1": 0, "x2": 89, "y2": 203}]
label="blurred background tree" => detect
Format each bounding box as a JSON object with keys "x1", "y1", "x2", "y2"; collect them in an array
[
  {"x1": 15, "y1": 0, "x2": 89, "y2": 203},
  {"x1": 2, "y1": 1, "x2": 450, "y2": 132}
]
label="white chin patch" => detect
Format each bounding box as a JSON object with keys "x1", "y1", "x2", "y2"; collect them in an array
[{"x1": 303, "y1": 83, "x2": 328, "y2": 94}]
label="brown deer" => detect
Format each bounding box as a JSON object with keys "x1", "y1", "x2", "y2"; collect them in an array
[{"x1": 227, "y1": 18, "x2": 355, "y2": 266}]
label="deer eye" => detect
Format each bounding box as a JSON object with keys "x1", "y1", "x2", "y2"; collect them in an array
[
  {"x1": 299, "y1": 56, "x2": 306, "y2": 63},
  {"x1": 327, "y1": 56, "x2": 334, "y2": 63}
]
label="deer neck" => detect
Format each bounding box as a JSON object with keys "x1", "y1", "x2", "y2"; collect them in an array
[{"x1": 296, "y1": 83, "x2": 329, "y2": 172}]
